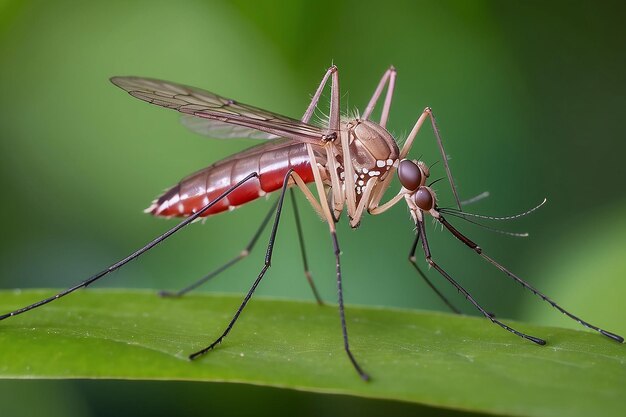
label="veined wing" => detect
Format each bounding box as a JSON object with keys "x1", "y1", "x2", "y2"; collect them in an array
[
  {"x1": 110, "y1": 76, "x2": 328, "y2": 143},
  {"x1": 180, "y1": 115, "x2": 279, "y2": 140}
]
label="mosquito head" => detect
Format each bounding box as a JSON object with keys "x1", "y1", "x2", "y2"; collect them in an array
[{"x1": 398, "y1": 159, "x2": 438, "y2": 217}]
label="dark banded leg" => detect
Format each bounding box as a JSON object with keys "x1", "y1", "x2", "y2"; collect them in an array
[
  {"x1": 0, "y1": 173, "x2": 260, "y2": 321},
  {"x1": 300, "y1": 67, "x2": 368, "y2": 379},
  {"x1": 416, "y1": 219, "x2": 546, "y2": 345},
  {"x1": 190, "y1": 169, "x2": 295, "y2": 360},
  {"x1": 408, "y1": 232, "x2": 462, "y2": 314},
  {"x1": 158, "y1": 199, "x2": 279, "y2": 298},
  {"x1": 437, "y1": 215, "x2": 624, "y2": 343},
  {"x1": 331, "y1": 230, "x2": 369, "y2": 381},
  {"x1": 160, "y1": 191, "x2": 323, "y2": 304}
]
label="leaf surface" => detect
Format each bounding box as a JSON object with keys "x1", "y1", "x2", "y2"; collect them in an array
[{"x1": 0, "y1": 290, "x2": 624, "y2": 417}]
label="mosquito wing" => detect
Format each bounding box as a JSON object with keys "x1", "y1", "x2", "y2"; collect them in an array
[
  {"x1": 179, "y1": 115, "x2": 279, "y2": 140},
  {"x1": 111, "y1": 76, "x2": 327, "y2": 143}
]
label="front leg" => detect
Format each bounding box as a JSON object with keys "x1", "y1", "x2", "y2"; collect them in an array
[
  {"x1": 415, "y1": 216, "x2": 546, "y2": 345},
  {"x1": 400, "y1": 107, "x2": 461, "y2": 210}
]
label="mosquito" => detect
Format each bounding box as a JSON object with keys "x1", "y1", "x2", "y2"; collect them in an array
[{"x1": 1, "y1": 65, "x2": 622, "y2": 381}]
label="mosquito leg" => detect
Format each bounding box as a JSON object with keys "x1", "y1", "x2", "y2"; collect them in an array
[
  {"x1": 301, "y1": 66, "x2": 336, "y2": 124},
  {"x1": 326, "y1": 188, "x2": 342, "y2": 223},
  {"x1": 325, "y1": 142, "x2": 346, "y2": 216},
  {"x1": 340, "y1": 125, "x2": 357, "y2": 217},
  {"x1": 326, "y1": 68, "x2": 347, "y2": 216},
  {"x1": 399, "y1": 108, "x2": 462, "y2": 211},
  {"x1": 290, "y1": 189, "x2": 324, "y2": 305},
  {"x1": 408, "y1": 232, "x2": 462, "y2": 314},
  {"x1": 301, "y1": 66, "x2": 345, "y2": 218},
  {"x1": 159, "y1": 199, "x2": 280, "y2": 298},
  {"x1": 0, "y1": 173, "x2": 260, "y2": 321},
  {"x1": 367, "y1": 174, "x2": 403, "y2": 214},
  {"x1": 189, "y1": 170, "x2": 295, "y2": 360},
  {"x1": 436, "y1": 215, "x2": 624, "y2": 343},
  {"x1": 379, "y1": 69, "x2": 396, "y2": 128},
  {"x1": 331, "y1": 230, "x2": 370, "y2": 381},
  {"x1": 349, "y1": 178, "x2": 377, "y2": 228},
  {"x1": 309, "y1": 174, "x2": 369, "y2": 380},
  {"x1": 299, "y1": 63, "x2": 346, "y2": 296},
  {"x1": 305, "y1": 141, "x2": 369, "y2": 379},
  {"x1": 336, "y1": 68, "x2": 398, "y2": 221},
  {"x1": 299, "y1": 70, "x2": 368, "y2": 378},
  {"x1": 362, "y1": 66, "x2": 397, "y2": 128},
  {"x1": 416, "y1": 218, "x2": 546, "y2": 345},
  {"x1": 302, "y1": 66, "x2": 345, "y2": 216}
]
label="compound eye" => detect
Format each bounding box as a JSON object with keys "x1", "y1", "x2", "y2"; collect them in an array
[
  {"x1": 398, "y1": 160, "x2": 422, "y2": 191},
  {"x1": 413, "y1": 187, "x2": 435, "y2": 211}
]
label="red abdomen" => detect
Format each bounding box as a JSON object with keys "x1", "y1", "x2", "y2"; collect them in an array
[{"x1": 147, "y1": 140, "x2": 324, "y2": 218}]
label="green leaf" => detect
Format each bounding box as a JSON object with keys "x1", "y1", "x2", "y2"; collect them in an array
[{"x1": 0, "y1": 290, "x2": 624, "y2": 417}]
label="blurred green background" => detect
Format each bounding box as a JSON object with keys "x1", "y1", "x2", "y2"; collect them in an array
[{"x1": 1, "y1": 0, "x2": 625, "y2": 416}]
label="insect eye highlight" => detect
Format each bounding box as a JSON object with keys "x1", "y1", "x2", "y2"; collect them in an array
[{"x1": 397, "y1": 160, "x2": 422, "y2": 191}]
